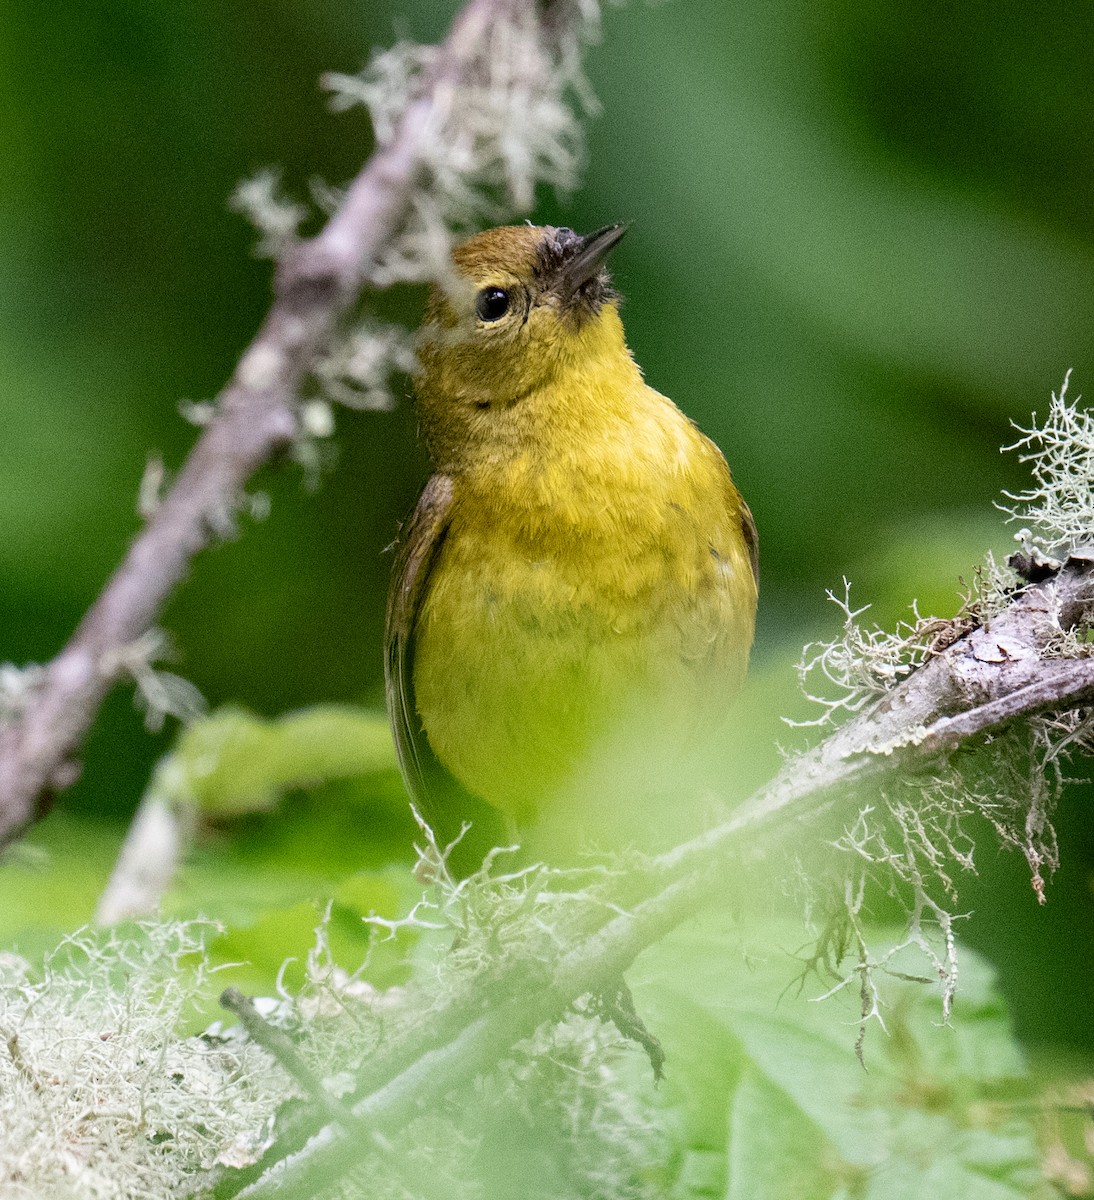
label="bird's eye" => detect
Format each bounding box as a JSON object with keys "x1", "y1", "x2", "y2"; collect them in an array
[{"x1": 475, "y1": 287, "x2": 511, "y2": 322}]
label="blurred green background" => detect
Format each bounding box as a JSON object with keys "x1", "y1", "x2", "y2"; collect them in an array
[{"x1": 1, "y1": 0, "x2": 1093, "y2": 1055}]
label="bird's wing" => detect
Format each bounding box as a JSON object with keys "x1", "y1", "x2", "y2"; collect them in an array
[
  {"x1": 740, "y1": 496, "x2": 759, "y2": 590},
  {"x1": 697, "y1": 426, "x2": 759, "y2": 592},
  {"x1": 384, "y1": 476, "x2": 509, "y2": 867},
  {"x1": 384, "y1": 473, "x2": 455, "y2": 813}
]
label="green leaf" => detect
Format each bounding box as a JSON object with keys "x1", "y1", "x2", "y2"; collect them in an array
[
  {"x1": 632, "y1": 918, "x2": 1047, "y2": 1199},
  {"x1": 726, "y1": 1064, "x2": 835, "y2": 1200},
  {"x1": 723, "y1": 1007, "x2": 890, "y2": 1166},
  {"x1": 170, "y1": 704, "x2": 399, "y2": 817}
]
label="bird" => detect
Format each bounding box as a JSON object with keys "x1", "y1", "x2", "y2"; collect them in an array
[{"x1": 385, "y1": 223, "x2": 757, "y2": 861}]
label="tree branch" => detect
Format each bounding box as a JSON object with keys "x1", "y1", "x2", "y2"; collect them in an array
[
  {"x1": 668, "y1": 555, "x2": 1094, "y2": 864},
  {"x1": 211, "y1": 558, "x2": 1094, "y2": 1199},
  {"x1": 0, "y1": 0, "x2": 529, "y2": 849}
]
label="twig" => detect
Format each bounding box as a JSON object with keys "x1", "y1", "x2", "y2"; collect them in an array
[
  {"x1": 94, "y1": 785, "x2": 191, "y2": 926},
  {"x1": 0, "y1": 0, "x2": 520, "y2": 849},
  {"x1": 219, "y1": 989, "x2": 359, "y2": 1134},
  {"x1": 217, "y1": 988, "x2": 456, "y2": 1200},
  {"x1": 211, "y1": 558, "x2": 1094, "y2": 1198}
]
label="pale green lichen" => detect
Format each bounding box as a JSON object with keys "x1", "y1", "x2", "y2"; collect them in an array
[
  {"x1": 0, "y1": 663, "x2": 46, "y2": 726},
  {"x1": 0, "y1": 923, "x2": 287, "y2": 1198},
  {"x1": 229, "y1": 169, "x2": 308, "y2": 260},
  {"x1": 1001, "y1": 370, "x2": 1094, "y2": 558},
  {"x1": 313, "y1": 320, "x2": 418, "y2": 413},
  {"x1": 796, "y1": 375, "x2": 1094, "y2": 730},
  {"x1": 792, "y1": 581, "x2": 970, "y2": 728},
  {"x1": 368, "y1": 806, "x2": 638, "y2": 995},
  {"x1": 792, "y1": 378, "x2": 1094, "y2": 1035},
  {"x1": 0, "y1": 908, "x2": 665, "y2": 1199},
  {"x1": 322, "y1": 0, "x2": 600, "y2": 284},
  {"x1": 100, "y1": 629, "x2": 206, "y2": 733},
  {"x1": 207, "y1": 853, "x2": 668, "y2": 1200}
]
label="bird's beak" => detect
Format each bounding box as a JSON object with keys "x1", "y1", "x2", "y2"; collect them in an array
[{"x1": 558, "y1": 223, "x2": 628, "y2": 300}]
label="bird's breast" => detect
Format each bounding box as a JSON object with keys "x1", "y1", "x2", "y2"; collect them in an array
[{"x1": 412, "y1": 406, "x2": 756, "y2": 832}]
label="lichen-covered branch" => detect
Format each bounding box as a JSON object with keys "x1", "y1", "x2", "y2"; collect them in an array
[
  {"x1": 0, "y1": 0, "x2": 597, "y2": 849},
  {"x1": 214, "y1": 554, "x2": 1094, "y2": 1199},
  {"x1": 668, "y1": 554, "x2": 1094, "y2": 871}
]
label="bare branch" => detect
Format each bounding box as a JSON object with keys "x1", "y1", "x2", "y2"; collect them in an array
[{"x1": 0, "y1": 0, "x2": 569, "y2": 848}]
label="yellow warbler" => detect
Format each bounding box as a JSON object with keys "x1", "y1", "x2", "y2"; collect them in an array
[{"x1": 386, "y1": 224, "x2": 757, "y2": 858}]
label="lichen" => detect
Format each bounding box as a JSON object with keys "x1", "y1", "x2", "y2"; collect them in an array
[
  {"x1": 0, "y1": 923, "x2": 286, "y2": 1198},
  {"x1": 1001, "y1": 370, "x2": 1094, "y2": 558},
  {"x1": 792, "y1": 376, "x2": 1094, "y2": 1033}
]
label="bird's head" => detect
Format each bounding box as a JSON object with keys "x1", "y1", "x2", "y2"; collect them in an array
[{"x1": 413, "y1": 224, "x2": 631, "y2": 466}]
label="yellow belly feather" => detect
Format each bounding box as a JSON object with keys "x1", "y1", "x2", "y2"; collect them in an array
[{"x1": 412, "y1": 386, "x2": 756, "y2": 835}]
